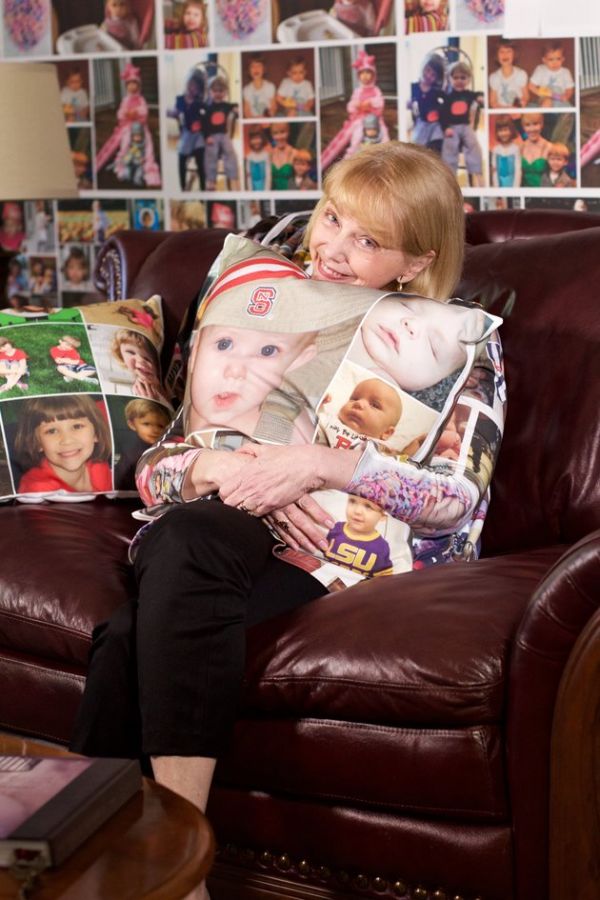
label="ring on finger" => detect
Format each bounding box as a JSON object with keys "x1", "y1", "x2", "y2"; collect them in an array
[{"x1": 274, "y1": 518, "x2": 290, "y2": 532}]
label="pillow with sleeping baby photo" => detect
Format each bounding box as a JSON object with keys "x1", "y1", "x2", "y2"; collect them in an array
[
  {"x1": 172, "y1": 233, "x2": 503, "y2": 590},
  {"x1": 0, "y1": 296, "x2": 173, "y2": 503}
]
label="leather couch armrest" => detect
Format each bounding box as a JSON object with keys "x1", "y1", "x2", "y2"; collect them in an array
[
  {"x1": 506, "y1": 530, "x2": 600, "y2": 899},
  {"x1": 465, "y1": 209, "x2": 600, "y2": 245}
]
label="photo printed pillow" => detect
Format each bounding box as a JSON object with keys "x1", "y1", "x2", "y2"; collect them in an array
[
  {"x1": 173, "y1": 234, "x2": 503, "y2": 589},
  {"x1": 0, "y1": 295, "x2": 173, "y2": 502}
]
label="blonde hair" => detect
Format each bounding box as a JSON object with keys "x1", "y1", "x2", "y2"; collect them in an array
[
  {"x1": 548, "y1": 142, "x2": 569, "y2": 159},
  {"x1": 521, "y1": 112, "x2": 544, "y2": 128},
  {"x1": 111, "y1": 329, "x2": 157, "y2": 366},
  {"x1": 59, "y1": 334, "x2": 81, "y2": 348},
  {"x1": 306, "y1": 142, "x2": 465, "y2": 299},
  {"x1": 125, "y1": 398, "x2": 170, "y2": 422}
]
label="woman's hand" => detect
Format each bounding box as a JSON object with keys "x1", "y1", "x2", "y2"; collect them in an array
[
  {"x1": 218, "y1": 444, "x2": 361, "y2": 516},
  {"x1": 182, "y1": 449, "x2": 255, "y2": 501},
  {"x1": 265, "y1": 494, "x2": 335, "y2": 554}
]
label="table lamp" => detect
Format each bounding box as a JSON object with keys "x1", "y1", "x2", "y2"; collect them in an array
[{"x1": 0, "y1": 62, "x2": 78, "y2": 303}]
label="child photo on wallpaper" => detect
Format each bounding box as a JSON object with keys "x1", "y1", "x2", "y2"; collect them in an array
[
  {"x1": 163, "y1": 52, "x2": 241, "y2": 194},
  {"x1": 405, "y1": 0, "x2": 448, "y2": 34},
  {"x1": 24, "y1": 201, "x2": 55, "y2": 255},
  {"x1": 60, "y1": 246, "x2": 94, "y2": 292},
  {"x1": 244, "y1": 125, "x2": 272, "y2": 191},
  {"x1": 579, "y1": 37, "x2": 600, "y2": 187},
  {"x1": 487, "y1": 36, "x2": 575, "y2": 111},
  {"x1": 50, "y1": 0, "x2": 155, "y2": 53},
  {"x1": 268, "y1": 121, "x2": 317, "y2": 190},
  {"x1": 94, "y1": 59, "x2": 161, "y2": 190},
  {"x1": 272, "y1": 0, "x2": 395, "y2": 41},
  {"x1": 164, "y1": 0, "x2": 208, "y2": 48},
  {"x1": 518, "y1": 111, "x2": 576, "y2": 188},
  {"x1": 242, "y1": 53, "x2": 277, "y2": 117},
  {"x1": 408, "y1": 35, "x2": 486, "y2": 186},
  {"x1": 166, "y1": 66, "x2": 207, "y2": 192},
  {"x1": 320, "y1": 45, "x2": 395, "y2": 173},
  {"x1": 487, "y1": 38, "x2": 528, "y2": 109},
  {"x1": 489, "y1": 115, "x2": 521, "y2": 188},
  {"x1": 57, "y1": 62, "x2": 91, "y2": 123},
  {"x1": 275, "y1": 55, "x2": 315, "y2": 117}
]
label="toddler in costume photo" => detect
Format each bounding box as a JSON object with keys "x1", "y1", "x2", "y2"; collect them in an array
[
  {"x1": 441, "y1": 60, "x2": 485, "y2": 187},
  {"x1": 321, "y1": 49, "x2": 389, "y2": 170},
  {"x1": 410, "y1": 53, "x2": 446, "y2": 155},
  {"x1": 520, "y1": 112, "x2": 551, "y2": 188},
  {"x1": 14, "y1": 395, "x2": 112, "y2": 494},
  {"x1": 101, "y1": 0, "x2": 141, "y2": 49},
  {"x1": 269, "y1": 122, "x2": 296, "y2": 190},
  {"x1": 167, "y1": 68, "x2": 207, "y2": 192},
  {"x1": 49, "y1": 335, "x2": 99, "y2": 384},
  {"x1": 204, "y1": 75, "x2": 240, "y2": 191},
  {"x1": 187, "y1": 321, "x2": 318, "y2": 443},
  {"x1": 324, "y1": 494, "x2": 393, "y2": 577},
  {"x1": 528, "y1": 42, "x2": 574, "y2": 109},
  {"x1": 245, "y1": 127, "x2": 271, "y2": 191},
  {"x1": 275, "y1": 57, "x2": 315, "y2": 118},
  {"x1": 488, "y1": 39, "x2": 528, "y2": 109},
  {"x1": 164, "y1": 0, "x2": 208, "y2": 48},
  {"x1": 491, "y1": 115, "x2": 521, "y2": 188},
  {"x1": 95, "y1": 62, "x2": 161, "y2": 188}
]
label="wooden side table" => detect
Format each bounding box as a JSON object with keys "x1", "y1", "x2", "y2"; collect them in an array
[{"x1": 0, "y1": 734, "x2": 215, "y2": 899}]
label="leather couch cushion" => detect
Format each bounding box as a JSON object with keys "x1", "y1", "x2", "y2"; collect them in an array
[
  {"x1": 0, "y1": 500, "x2": 139, "y2": 665},
  {"x1": 244, "y1": 546, "x2": 564, "y2": 726},
  {"x1": 217, "y1": 717, "x2": 507, "y2": 820},
  {"x1": 457, "y1": 226, "x2": 600, "y2": 556}
]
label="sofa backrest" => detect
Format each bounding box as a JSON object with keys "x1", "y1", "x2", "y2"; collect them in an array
[
  {"x1": 457, "y1": 220, "x2": 600, "y2": 556},
  {"x1": 96, "y1": 212, "x2": 600, "y2": 558}
]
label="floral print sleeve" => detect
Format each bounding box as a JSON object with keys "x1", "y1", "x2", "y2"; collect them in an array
[
  {"x1": 346, "y1": 333, "x2": 506, "y2": 562},
  {"x1": 135, "y1": 407, "x2": 205, "y2": 508}
]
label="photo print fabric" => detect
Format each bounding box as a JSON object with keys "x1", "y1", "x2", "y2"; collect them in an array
[
  {"x1": 134, "y1": 234, "x2": 505, "y2": 591},
  {"x1": 0, "y1": 296, "x2": 173, "y2": 502}
]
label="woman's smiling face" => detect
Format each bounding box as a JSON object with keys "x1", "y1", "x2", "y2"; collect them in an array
[{"x1": 308, "y1": 203, "x2": 424, "y2": 290}]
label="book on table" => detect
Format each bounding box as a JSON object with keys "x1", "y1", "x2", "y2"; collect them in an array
[{"x1": 0, "y1": 755, "x2": 142, "y2": 868}]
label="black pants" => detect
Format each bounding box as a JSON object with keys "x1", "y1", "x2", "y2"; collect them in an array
[
  {"x1": 178, "y1": 149, "x2": 206, "y2": 191},
  {"x1": 70, "y1": 500, "x2": 326, "y2": 759}
]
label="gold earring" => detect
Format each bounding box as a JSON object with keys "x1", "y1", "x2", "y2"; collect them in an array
[{"x1": 397, "y1": 275, "x2": 405, "y2": 291}]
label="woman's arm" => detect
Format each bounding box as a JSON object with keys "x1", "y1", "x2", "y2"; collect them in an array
[{"x1": 135, "y1": 408, "x2": 251, "y2": 507}]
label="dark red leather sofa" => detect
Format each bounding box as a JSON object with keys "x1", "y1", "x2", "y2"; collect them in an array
[{"x1": 0, "y1": 209, "x2": 599, "y2": 900}]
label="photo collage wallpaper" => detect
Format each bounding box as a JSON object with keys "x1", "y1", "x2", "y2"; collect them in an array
[{"x1": 2, "y1": 0, "x2": 600, "y2": 314}]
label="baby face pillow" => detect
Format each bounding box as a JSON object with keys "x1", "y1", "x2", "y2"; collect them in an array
[
  {"x1": 180, "y1": 234, "x2": 502, "y2": 590},
  {"x1": 0, "y1": 296, "x2": 173, "y2": 502}
]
